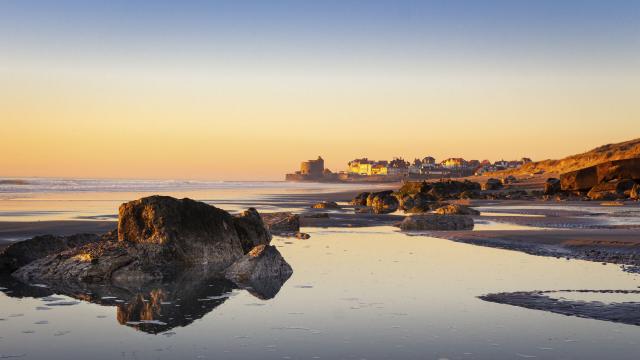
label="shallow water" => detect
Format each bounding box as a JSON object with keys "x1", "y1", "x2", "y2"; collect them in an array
[
  {"x1": 2, "y1": 226, "x2": 640, "y2": 360},
  {"x1": 0, "y1": 180, "x2": 375, "y2": 221}
]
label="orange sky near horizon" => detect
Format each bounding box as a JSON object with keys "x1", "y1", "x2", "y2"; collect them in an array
[{"x1": 2, "y1": 60, "x2": 638, "y2": 180}]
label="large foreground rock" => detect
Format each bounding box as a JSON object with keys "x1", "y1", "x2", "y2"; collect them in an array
[
  {"x1": 398, "y1": 214, "x2": 474, "y2": 231},
  {"x1": 118, "y1": 196, "x2": 270, "y2": 267},
  {"x1": 0, "y1": 233, "x2": 102, "y2": 272},
  {"x1": 13, "y1": 196, "x2": 274, "y2": 284}
]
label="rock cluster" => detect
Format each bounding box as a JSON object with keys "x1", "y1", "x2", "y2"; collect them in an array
[
  {"x1": 559, "y1": 158, "x2": 640, "y2": 200},
  {"x1": 3, "y1": 196, "x2": 292, "y2": 292}
]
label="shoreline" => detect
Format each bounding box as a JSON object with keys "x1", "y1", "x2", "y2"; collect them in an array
[{"x1": 2, "y1": 186, "x2": 640, "y2": 271}]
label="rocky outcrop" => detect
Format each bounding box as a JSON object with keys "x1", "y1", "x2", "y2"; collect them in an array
[
  {"x1": 224, "y1": 245, "x2": 293, "y2": 299},
  {"x1": 397, "y1": 214, "x2": 474, "y2": 231},
  {"x1": 543, "y1": 178, "x2": 561, "y2": 195},
  {"x1": 367, "y1": 191, "x2": 399, "y2": 214},
  {"x1": 586, "y1": 179, "x2": 635, "y2": 200},
  {"x1": 117, "y1": 196, "x2": 269, "y2": 270},
  {"x1": 311, "y1": 201, "x2": 340, "y2": 209},
  {"x1": 482, "y1": 178, "x2": 503, "y2": 191},
  {"x1": 0, "y1": 233, "x2": 102, "y2": 272},
  {"x1": 350, "y1": 192, "x2": 370, "y2": 206},
  {"x1": 12, "y1": 196, "x2": 278, "y2": 286},
  {"x1": 560, "y1": 158, "x2": 640, "y2": 191},
  {"x1": 261, "y1": 212, "x2": 300, "y2": 235},
  {"x1": 434, "y1": 204, "x2": 480, "y2": 216},
  {"x1": 397, "y1": 180, "x2": 481, "y2": 203}
]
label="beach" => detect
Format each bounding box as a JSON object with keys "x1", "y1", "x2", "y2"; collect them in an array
[{"x1": 2, "y1": 179, "x2": 640, "y2": 359}]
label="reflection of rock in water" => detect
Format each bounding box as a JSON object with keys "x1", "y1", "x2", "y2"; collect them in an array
[
  {"x1": 480, "y1": 289, "x2": 640, "y2": 326},
  {"x1": 0, "y1": 267, "x2": 292, "y2": 334}
]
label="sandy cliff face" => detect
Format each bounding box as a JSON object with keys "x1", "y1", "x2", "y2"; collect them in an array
[{"x1": 497, "y1": 138, "x2": 640, "y2": 176}]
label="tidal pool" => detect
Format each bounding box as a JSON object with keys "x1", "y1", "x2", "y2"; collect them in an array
[{"x1": 1, "y1": 226, "x2": 640, "y2": 359}]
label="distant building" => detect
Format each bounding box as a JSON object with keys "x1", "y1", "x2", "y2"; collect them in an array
[
  {"x1": 300, "y1": 156, "x2": 325, "y2": 178},
  {"x1": 441, "y1": 158, "x2": 468, "y2": 169}
]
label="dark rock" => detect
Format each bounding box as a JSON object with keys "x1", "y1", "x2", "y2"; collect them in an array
[
  {"x1": 350, "y1": 192, "x2": 370, "y2": 206},
  {"x1": 310, "y1": 201, "x2": 340, "y2": 209},
  {"x1": 368, "y1": 191, "x2": 399, "y2": 214},
  {"x1": 233, "y1": 208, "x2": 273, "y2": 253},
  {"x1": 224, "y1": 245, "x2": 293, "y2": 299},
  {"x1": 295, "y1": 232, "x2": 311, "y2": 239},
  {"x1": 14, "y1": 196, "x2": 273, "y2": 284},
  {"x1": 543, "y1": 178, "x2": 561, "y2": 195},
  {"x1": 428, "y1": 180, "x2": 481, "y2": 200},
  {"x1": 0, "y1": 233, "x2": 102, "y2": 273},
  {"x1": 117, "y1": 196, "x2": 268, "y2": 270},
  {"x1": 631, "y1": 183, "x2": 640, "y2": 200},
  {"x1": 434, "y1": 204, "x2": 480, "y2": 216},
  {"x1": 560, "y1": 158, "x2": 640, "y2": 191},
  {"x1": 397, "y1": 181, "x2": 431, "y2": 197},
  {"x1": 261, "y1": 212, "x2": 300, "y2": 234},
  {"x1": 397, "y1": 214, "x2": 474, "y2": 231},
  {"x1": 481, "y1": 178, "x2": 503, "y2": 191},
  {"x1": 586, "y1": 179, "x2": 636, "y2": 200},
  {"x1": 502, "y1": 175, "x2": 517, "y2": 184}
]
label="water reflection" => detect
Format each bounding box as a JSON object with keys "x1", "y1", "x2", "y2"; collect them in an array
[{"x1": 0, "y1": 268, "x2": 291, "y2": 334}]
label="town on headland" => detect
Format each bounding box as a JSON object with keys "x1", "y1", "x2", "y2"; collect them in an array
[{"x1": 285, "y1": 155, "x2": 533, "y2": 182}]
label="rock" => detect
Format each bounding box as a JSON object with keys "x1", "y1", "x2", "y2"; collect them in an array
[
  {"x1": 482, "y1": 178, "x2": 503, "y2": 191},
  {"x1": 366, "y1": 190, "x2": 394, "y2": 207},
  {"x1": 295, "y1": 232, "x2": 311, "y2": 239},
  {"x1": 586, "y1": 179, "x2": 636, "y2": 200},
  {"x1": 0, "y1": 233, "x2": 102, "y2": 273},
  {"x1": 502, "y1": 175, "x2": 517, "y2": 184},
  {"x1": 261, "y1": 212, "x2": 300, "y2": 234},
  {"x1": 233, "y1": 208, "x2": 273, "y2": 253},
  {"x1": 434, "y1": 204, "x2": 480, "y2": 216},
  {"x1": 631, "y1": 184, "x2": 640, "y2": 200},
  {"x1": 310, "y1": 201, "x2": 340, "y2": 209},
  {"x1": 543, "y1": 178, "x2": 561, "y2": 195},
  {"x1": 224, "y1": 245, "x2": 293, "y2": 299},
  {"x1": 560, "y1": 158, "x2": 640, "y2": 191},
  {"x1": 117, "y1": 196, "x2": 269, "y2": 269},
  {"x1": 397, "y1": 181, "x2": 432, "y2": 196},
  {"x1": 398, "y1": 214, "x2": 474, "y2": 231},
  {"x1": 14, "y1": 196, "x2": 274, "y2": 284},
  {"x1": 428, "y1": 180, "x2": 481, "y2": 200},
  {"x1": 368, "y1": 191, "x2": 399, "y2": 214},
  {"x1": 350, "y1": 192, "x2": 370, "y2": 206}
]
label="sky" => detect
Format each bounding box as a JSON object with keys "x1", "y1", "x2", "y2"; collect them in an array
[{"x1": 1, "y1": 0, "x2": 638, "y2": 180}]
